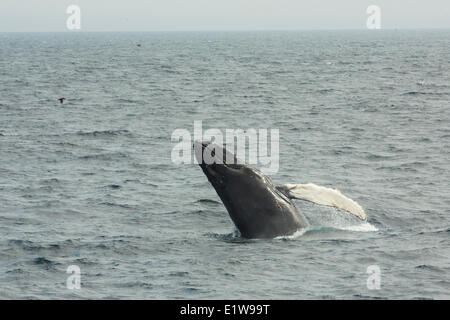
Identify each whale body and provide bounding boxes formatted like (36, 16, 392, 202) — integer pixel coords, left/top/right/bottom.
(194, 141, 366, 239)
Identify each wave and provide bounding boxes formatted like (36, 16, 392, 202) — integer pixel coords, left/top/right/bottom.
(275, 228, 308, 240)
(7, 239, 78, 252)
(0, 131, 19, 136)
(195, 199, 221, 205)
(76, 129, 132, 137)
(417, 228, 450, 236)
(402, 91, 450, 96)
(334, 222, 378, 232)
(100, 202, 136, 209)
(32, 257, 59, 270)
(365, 153, 395, 161)
(78, 152, 129, 160)
(415, 264, 443, 272)
(276, 222, 378, 240)
(205, 230, 248, 243)
(113, 98, 142, 104)
(207, 220, 377, 242)
(105, 184, 121, 189)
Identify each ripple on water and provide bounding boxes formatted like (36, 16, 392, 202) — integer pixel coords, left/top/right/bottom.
(1, 30, 449, 299)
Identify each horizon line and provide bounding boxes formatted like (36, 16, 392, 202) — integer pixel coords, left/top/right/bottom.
(1, 27, 450, 33)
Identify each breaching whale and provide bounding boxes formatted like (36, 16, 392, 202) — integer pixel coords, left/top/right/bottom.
(194, 141, 366, 239)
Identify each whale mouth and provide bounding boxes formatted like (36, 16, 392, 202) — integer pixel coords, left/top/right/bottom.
(193, 141, 212, 163)
(193, 141, 240, 167)
(193, 141, 243, 187)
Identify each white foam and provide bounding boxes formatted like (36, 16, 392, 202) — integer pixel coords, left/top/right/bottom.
(337, 222, 378, 232)
(275, 228, 308, 240)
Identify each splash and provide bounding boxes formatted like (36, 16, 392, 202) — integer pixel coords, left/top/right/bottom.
(334, 222, 378, 232)
(275, 228, 308, 240)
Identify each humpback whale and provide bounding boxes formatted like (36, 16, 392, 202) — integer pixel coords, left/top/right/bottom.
(194, 141, 366, 239)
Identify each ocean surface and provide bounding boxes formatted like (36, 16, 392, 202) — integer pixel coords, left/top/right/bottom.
(0, 30, 449, 299)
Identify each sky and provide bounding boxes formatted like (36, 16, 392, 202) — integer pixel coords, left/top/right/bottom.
(0, 0, 449, 32)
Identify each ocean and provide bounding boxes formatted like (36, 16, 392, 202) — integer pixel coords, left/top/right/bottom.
(0, 30, 449, 299)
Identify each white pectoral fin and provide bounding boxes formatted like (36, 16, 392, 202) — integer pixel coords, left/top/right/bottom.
(280, 183, 367, 220)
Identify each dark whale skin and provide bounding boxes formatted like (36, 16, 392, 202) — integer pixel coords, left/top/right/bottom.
(194, 141, 308, 239)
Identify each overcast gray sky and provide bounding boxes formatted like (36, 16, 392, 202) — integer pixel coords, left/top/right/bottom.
(1, 0, 449, 32)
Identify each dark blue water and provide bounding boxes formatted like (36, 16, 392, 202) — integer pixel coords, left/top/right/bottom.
(0, 31, 449, 299)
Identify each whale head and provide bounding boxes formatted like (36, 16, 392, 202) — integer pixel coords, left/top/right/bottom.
(194, 141, 260, 190)
(194, 141, 307, 238)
